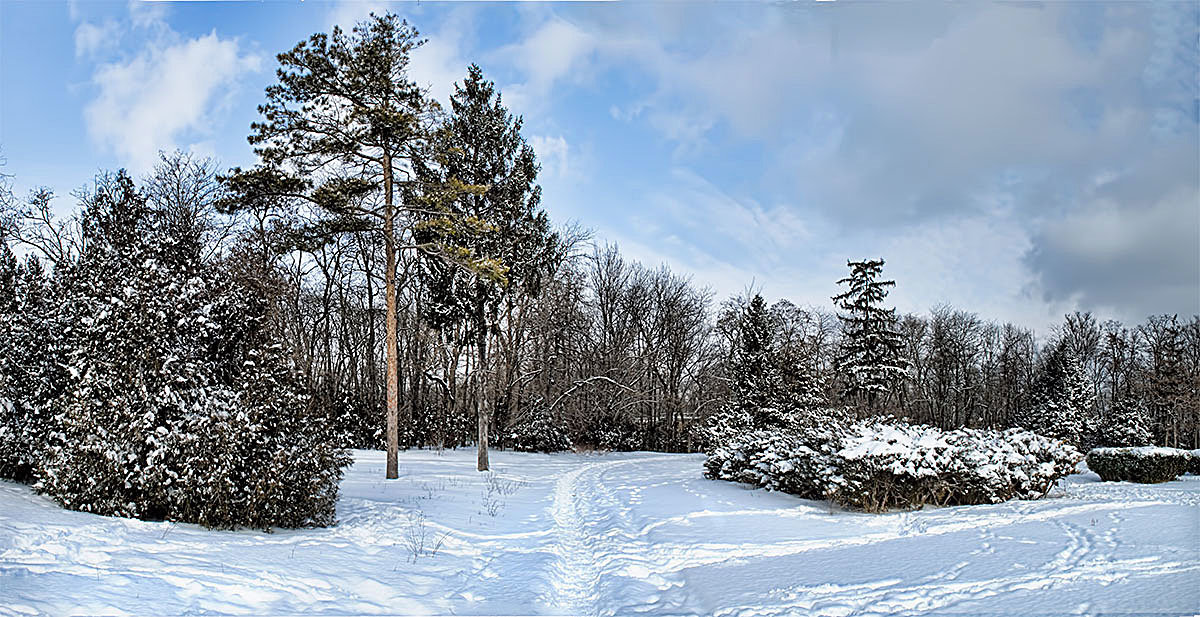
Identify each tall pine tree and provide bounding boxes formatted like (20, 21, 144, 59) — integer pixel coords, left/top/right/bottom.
(415, 64, 555, 471)
(224, 14, 444, 479)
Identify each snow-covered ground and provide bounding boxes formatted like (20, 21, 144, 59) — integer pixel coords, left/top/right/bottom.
(2, 449, 1197, 616)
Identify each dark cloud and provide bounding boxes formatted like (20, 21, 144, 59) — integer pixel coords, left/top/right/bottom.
(1025, 145, 1200, 320)
(621, 3, 1198, 321)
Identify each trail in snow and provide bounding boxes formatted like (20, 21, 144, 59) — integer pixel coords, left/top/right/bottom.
(1, 449, 1197, 617)
(544, 462, 604, 615)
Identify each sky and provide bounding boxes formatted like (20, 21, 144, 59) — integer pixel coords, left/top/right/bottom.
(1, 0, 1197, 333)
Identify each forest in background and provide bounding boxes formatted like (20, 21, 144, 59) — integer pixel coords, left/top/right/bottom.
(0, 14, 1197, 529)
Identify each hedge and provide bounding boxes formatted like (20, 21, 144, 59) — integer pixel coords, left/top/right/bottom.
(1086, 447, 1191, 484)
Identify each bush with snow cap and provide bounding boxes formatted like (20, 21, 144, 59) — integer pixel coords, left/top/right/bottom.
(1086, 447, 1190, 484)
(830, 422, 1081, 511)
(705, 419, 1081, 512)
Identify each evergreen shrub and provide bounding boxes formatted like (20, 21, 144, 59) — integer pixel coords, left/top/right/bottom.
(1086, 447, 1190, 484)
(706, 419, 1081, 512)
(508, 402, 573, 453)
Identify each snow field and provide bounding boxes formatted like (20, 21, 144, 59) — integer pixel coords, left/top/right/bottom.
(1, 449, 1198, 616)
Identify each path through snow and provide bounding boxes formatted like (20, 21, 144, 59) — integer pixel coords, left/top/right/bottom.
(1, 449, 1197, 616)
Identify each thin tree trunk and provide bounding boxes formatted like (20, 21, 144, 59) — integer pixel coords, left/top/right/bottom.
(477, 300, 490, 471)
(384, 151, 399, 480)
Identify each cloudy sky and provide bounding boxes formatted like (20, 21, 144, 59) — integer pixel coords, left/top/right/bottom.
(1, 1, 1196, 331)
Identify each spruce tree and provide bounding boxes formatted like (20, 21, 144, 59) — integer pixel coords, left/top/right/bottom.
(1096, 396, 1152, 447)
(414, 64, 555, 471)
(730, 294, 786, 425)
(833, 259, 908, 412)
(1016, 339, 1094, 447)
(705, 294, 836, 450)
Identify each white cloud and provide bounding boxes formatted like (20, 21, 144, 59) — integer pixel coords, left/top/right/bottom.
(496, 17, 598, 115)
(530, 135, 569, 179)
(408, 10, 474, 109)
(580, 167, 820, 306)
(84, 30, 261, 174)
(654, 168, 812, 262)
(74, 18, 121, 58)
(523, 4, 1196, 324)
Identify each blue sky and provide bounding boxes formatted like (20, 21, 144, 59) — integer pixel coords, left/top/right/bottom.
(1, 1, 1197, 332)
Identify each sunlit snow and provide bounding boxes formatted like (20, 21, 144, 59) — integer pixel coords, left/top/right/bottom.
(2, 449, 1197, 616)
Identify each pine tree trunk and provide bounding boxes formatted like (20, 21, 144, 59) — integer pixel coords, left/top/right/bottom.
(384, 152, 399, 480)
(477, 301, 490, 471)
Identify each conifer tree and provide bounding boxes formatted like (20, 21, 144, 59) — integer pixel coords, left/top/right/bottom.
(415, 64, 555, 471)
(31, 170, 346, 528)
(1016, 339, 1094, 447)
(224, 14, 443, 479)
(705, 294, 835, 449)
(1096, 396, 1152, 447)
(833, 259, 908, 411)
(729, 294, 785, 425)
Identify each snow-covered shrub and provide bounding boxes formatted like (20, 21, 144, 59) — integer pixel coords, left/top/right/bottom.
(30, 173, 349, 529)
(1189, 450, 1200, 476)
(0, 250, 63, 483)
(703, 428, 838, 499)
(1086, 447, 1190, 484)
(831, 422, 1081, 511)
(508, 402, 572, 453)
(705, 419, 1081, 512)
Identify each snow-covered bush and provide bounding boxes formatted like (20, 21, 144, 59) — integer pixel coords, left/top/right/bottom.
(1189, 450, 1200, 476)
(703, 428, 837, 499)
(0, 249, 63, 484)
(832, 422, 1081, 511)
(29, 173, 349, 529)
(705, 419, 1081, 512)
(1086, 447, 1190, 484)
(508, 403, 572, 453)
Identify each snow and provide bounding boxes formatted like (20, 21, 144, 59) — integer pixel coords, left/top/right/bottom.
(1090, 446, 1189, 457)
(2, 449, 1198, 616)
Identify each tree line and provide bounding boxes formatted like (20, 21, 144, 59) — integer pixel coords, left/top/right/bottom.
(1, 13, 1196, 518)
